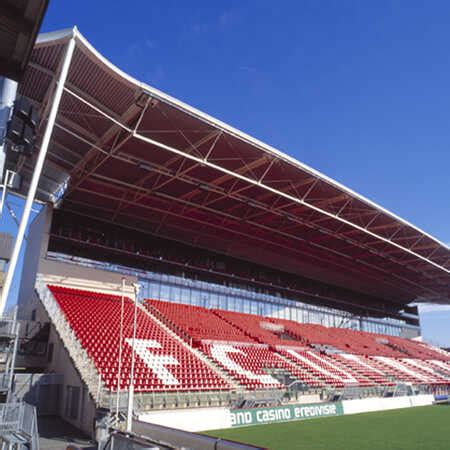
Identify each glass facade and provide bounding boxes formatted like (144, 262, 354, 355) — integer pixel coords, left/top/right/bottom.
(139, 272, 413, 337)
(48, 252, 418, 337)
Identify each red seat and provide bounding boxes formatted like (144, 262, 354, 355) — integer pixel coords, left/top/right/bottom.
(49, 285, 230, 393)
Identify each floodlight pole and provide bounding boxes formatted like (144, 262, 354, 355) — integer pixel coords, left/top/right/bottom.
(0, 32, 77, 318)
(126, 282, 141, 432)
(116, 277, 126, 418)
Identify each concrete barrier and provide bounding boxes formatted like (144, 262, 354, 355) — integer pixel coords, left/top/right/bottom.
(342, 394, 433, 415)
(138, 394, 436, 432)
(139, 407, 232, 432)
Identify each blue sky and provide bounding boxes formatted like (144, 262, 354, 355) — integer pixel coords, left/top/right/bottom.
(2, 1, 449, 344)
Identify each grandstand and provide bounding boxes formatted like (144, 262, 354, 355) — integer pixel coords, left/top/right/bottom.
(30, 283, 450, 401)
(0, 26, 448, 448)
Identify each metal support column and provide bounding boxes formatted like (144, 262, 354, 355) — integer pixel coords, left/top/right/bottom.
(0, 77, 18, 217)
(0, 32, 77, 317)
(6, 320, 20, 403)
(116, 277, 126, 417)
(126, 283, 140, 432)
(0, 77, 18, 184)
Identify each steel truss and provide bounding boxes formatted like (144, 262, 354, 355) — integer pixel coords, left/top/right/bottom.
(15, 28, 450, 307)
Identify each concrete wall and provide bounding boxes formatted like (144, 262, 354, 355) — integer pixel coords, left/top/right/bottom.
(19, 252, 137, 322)
(341, 394, 434, 415)
(0, 232, 12, 260)
(24, 299, 97, 436)
(45, 313, 96, 436)
(139, 394, 435, 432)
(17, 204, 52, 319)
(139, 407, 232, 432)
(38, 258, 137, 298)
(14, 373, 62, 415)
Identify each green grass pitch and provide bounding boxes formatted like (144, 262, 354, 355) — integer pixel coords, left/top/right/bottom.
(207, 405, 449, 450)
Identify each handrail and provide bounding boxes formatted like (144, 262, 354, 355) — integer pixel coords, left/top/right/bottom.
(0, 402, 39, 449)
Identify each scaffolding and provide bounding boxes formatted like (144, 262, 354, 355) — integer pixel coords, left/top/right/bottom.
(0, 402, 39, 449)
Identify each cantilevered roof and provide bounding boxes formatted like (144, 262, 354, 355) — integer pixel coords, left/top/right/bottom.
(0, 0, 48, 81)
(18, 28, 449, 306)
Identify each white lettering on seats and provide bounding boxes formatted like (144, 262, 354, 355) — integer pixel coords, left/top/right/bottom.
(306, 351, 358, 383)
(341, 354, 386, 375)
(429, 360, 450, 374)
(374, 357, 429, 382)
(210, 344, 280, 385)
(402, 358, 449, 379)
(125, 338, 180, 385)
(286, 349, 357, 384)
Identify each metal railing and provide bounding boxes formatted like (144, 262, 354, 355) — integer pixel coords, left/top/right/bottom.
(323, 382, 436, 402)
(103, 428, 265, 450)
(0, 319, 19, 339)
(0, 402, 39, 449)
(0, 316, 20, 399)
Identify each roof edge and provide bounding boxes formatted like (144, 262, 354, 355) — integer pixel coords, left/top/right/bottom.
(36, 27, 75, 46)
(36, 27, 450, 253)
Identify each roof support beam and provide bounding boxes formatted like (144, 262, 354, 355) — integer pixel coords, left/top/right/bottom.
(52, 114, 446, 298)
(76, 173, 440, 298)
(133, 130, 450, 274)
(39, 49, 448, 277)
(131, 130, 221, 202)
(58, 120, 448, 296)
(28, 61, 123, 122)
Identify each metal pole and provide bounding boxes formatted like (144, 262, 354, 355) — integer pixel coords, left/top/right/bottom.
(0, 77, 17, 219)
(0, 33, 77, 317)
(0, 77, 18, 184)
(126, 283, 140, 432)
(116, 277, 126, 417)
(6, 319, 20, 403)
(0, 180, 7, 218)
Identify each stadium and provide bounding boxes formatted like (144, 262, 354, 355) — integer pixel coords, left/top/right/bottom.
(0, 4, 449, 450)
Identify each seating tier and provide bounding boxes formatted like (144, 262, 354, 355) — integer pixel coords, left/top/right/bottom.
(212, 309, 298, 346)
(48, 287, 450, 394)
(49, 286, 230, 392)
(201, 343, 322, 390)
(145, 299, 254, 344)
